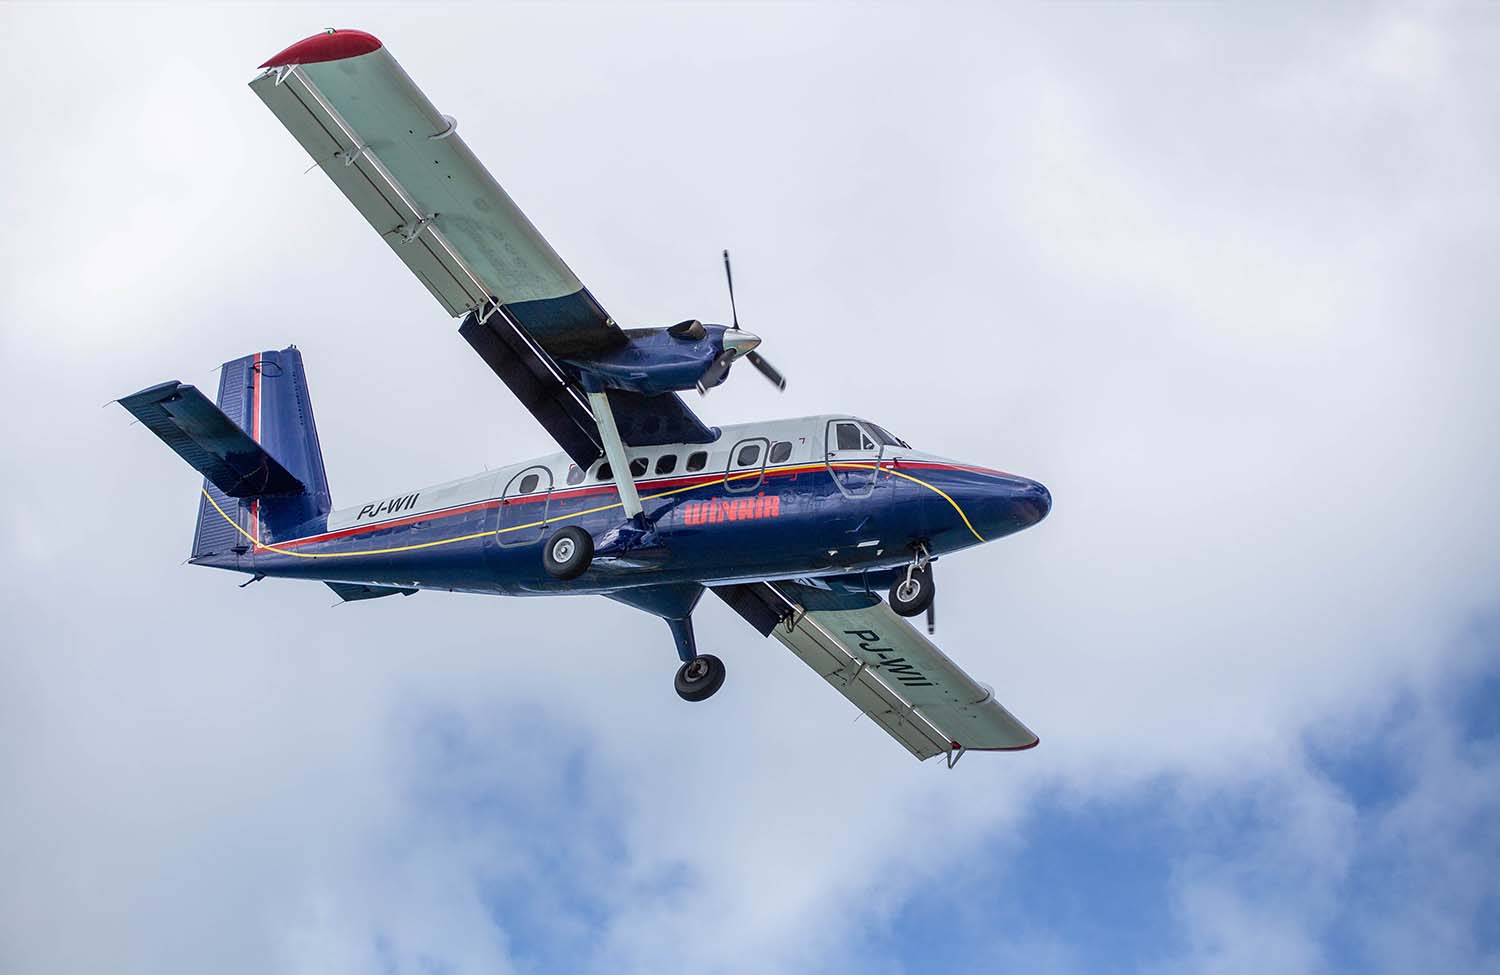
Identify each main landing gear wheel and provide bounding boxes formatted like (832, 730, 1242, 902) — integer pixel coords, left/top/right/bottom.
(889, 565, 935, 617)
(543, 526, 593, 580)
(675, 653, 726, 702)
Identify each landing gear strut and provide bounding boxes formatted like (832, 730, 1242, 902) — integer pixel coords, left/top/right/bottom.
(667, 615, 725, 702)
(889, 543, 935, 618)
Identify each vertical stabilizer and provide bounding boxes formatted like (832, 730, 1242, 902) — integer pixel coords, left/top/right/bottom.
(191, 347, 331, 560)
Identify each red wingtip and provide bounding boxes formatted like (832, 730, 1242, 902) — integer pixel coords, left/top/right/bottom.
(259, 28, 382, 69)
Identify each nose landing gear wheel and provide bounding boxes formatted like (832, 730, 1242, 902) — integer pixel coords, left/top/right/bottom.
(889, 565, 935, 617)
(543, 526, 594, 580)
(675, 653, 726, 702)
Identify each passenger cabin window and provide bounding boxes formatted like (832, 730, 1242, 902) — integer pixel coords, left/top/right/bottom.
(655, 454, 678, 475)
(735, 443, 762, 468)
(566, 464, 585, 486)
(769, 441, 792, 464)
(596, 463, 612, 481)
(630, 458, 649, 477)
(518, 473, 540, 495)
(834, 422, 874, 451)
(686, 451, 708, 472)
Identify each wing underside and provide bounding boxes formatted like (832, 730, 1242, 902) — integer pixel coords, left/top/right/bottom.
(249, 46, 620, 357)
(250, 33, 715, 464)
(715, 582, 1039, 762)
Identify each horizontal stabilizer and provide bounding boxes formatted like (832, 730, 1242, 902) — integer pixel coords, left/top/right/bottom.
(326, 582, 417, 602)
(119, 381, 306, 498)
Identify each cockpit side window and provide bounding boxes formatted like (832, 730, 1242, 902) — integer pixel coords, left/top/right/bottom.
(834, 422, 864, 451)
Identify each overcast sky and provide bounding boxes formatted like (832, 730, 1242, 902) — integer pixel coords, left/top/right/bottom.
(2, 3, 1497, 973)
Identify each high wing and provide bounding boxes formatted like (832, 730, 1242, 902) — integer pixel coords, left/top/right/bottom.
(249, 30, 712, 466)
(715, 582, 1039, 763)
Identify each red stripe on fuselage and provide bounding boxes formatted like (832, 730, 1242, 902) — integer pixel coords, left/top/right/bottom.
(267, 465, 809, 550)
(250, 353, 262, 547)
(897, 460, 1018, 479)
(265, 459, 989, 552)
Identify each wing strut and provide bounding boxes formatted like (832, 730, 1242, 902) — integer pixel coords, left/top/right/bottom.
(585, 389, 643, 520)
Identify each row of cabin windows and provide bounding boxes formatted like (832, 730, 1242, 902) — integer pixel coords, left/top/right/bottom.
(550, 440, 796, 490)
(510, 425, 901, 497)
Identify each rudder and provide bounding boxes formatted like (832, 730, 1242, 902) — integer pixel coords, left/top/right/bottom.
(192, 348, 331, 559)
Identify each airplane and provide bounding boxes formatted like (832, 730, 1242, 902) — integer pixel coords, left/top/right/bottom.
(118, 28, 1052, 767)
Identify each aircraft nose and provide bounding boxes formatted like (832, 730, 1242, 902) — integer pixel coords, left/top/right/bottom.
(966, 474, 1051, 537)
(1014, 478, 1052, 528)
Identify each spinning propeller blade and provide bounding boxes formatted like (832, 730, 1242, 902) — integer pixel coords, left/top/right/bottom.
(696, 349, 736, 395)
(744, 350, 786, 391)
(716, 249, 786, 392)
(723, 249, 740, 331)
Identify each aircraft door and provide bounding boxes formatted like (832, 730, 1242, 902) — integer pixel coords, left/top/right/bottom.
(497, 465, 553, 547)
(825, 420, 882, 498)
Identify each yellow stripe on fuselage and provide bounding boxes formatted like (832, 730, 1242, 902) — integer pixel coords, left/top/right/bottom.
(200, 461, 985, 560)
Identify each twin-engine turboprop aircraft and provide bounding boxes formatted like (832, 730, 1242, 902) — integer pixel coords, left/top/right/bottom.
(119, 29, 1052, 765)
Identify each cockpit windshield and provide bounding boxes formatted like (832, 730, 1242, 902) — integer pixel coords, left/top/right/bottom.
(866, 422, 910, 449)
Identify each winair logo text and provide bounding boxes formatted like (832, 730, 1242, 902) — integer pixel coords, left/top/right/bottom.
(845, 628, 936, 687)
(681, 494, 780, 526)
(357, 493, 421, 521)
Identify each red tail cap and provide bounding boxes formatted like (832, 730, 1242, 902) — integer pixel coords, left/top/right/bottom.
(259, 29, 382, 69)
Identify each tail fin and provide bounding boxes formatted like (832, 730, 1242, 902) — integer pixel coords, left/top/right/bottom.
(120, 347, 332, 561)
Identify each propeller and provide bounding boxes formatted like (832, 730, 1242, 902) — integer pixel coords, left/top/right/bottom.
(697, 349, 736, 392)
(721, 249, 787, 392)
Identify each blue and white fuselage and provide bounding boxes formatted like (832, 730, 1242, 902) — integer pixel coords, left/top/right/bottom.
(195, 414, 1051, 596)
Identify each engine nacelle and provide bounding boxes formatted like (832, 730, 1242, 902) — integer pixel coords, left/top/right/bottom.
(562, 322, 758, 396)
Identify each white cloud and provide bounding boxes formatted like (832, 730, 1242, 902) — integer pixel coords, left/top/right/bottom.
(2, 4, 1497, 974)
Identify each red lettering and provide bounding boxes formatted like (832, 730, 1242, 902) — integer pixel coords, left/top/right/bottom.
(683, 494, 784, 526)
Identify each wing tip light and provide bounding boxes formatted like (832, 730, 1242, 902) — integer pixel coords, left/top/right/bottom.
(259, 28, 382, 69)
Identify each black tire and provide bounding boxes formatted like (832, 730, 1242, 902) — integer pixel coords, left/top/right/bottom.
(543, 526, 594, 580)
(888, 566, 935, 617)
(675, 653, 726, 702)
